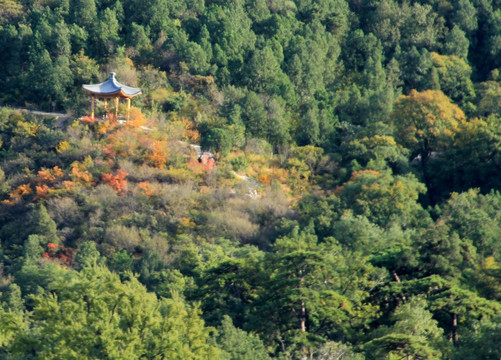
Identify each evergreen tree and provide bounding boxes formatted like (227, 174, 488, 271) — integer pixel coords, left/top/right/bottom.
(22, 235, 44, 266)
(365, 297, 446, 359)
(9, 266, 220, 359)
(214, 315, 271, 360)
(69, 0, 97, 29)
(444, 26, 470, 60)
(74, 241, 101, 269)
(455, 314, 501, 359)
(30, 204, 59, 245)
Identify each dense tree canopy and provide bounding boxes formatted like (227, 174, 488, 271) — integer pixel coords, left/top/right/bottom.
(2, 0, 501, 358)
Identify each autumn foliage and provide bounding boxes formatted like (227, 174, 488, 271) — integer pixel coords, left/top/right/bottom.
(42, 243, 73, 264)
(102, 169, 128, 194)
(34, 184, 51, 200)
(97, 118, 119, 134)
(145, 140, 168, 168)
(181, 117, 200, 142)
(126, 108, 147, 129)
(137, 181, 155, 197)
(81, 115, 97, 125)
(3, 184, 32, 205)
(71, 161, 93, 185)
(392, 90, 466, 156)
(37, 166, 64, 183)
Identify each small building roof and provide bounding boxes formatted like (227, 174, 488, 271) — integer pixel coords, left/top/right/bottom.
(82, 72, 142, 98)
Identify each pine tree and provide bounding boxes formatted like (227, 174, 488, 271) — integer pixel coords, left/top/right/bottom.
(30, 204, 59, 245)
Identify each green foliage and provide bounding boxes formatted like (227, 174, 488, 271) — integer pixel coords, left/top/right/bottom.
(0, 306, 25, 352)
(454, 314, 501, 359)
(412, 222, 472, 279)
(444, 26, 470, 60)
(8, 266, 219, 359)
(4, 0, 501, 357)
(431, 52, 475, 109)
(190, 246, 266, 328)
(342, 135, 409, 172)
(74, 241, 101, 269)
(365, 297, 446, 359)
(108, 249, 134, 274)
(201, 127, 232, 158)
(229, 155, 250, 172)
(427, 116, 501, 199)
(337, 169, 426, 228)
(437, 189, 501, 259)
(30, 204, 59, 245)
(376, 275, 501, 343)
(214, 315, 271, 360)
(244, 47, 291, 97)
(2, 283, 23, 313)
(69, 0, 97, 29)
(22, 234, 44, 267)
(250, 230, 378, 355)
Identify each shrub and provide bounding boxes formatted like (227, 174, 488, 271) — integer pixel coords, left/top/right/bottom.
(230, 156, 250, 172)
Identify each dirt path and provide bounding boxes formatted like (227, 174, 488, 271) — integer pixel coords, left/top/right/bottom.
(4, 107, 73, 128)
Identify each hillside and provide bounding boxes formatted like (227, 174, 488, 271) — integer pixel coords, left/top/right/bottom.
(2, 0, 501, 359)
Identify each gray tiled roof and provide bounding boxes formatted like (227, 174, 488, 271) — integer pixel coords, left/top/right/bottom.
(82, 72, 142, 98)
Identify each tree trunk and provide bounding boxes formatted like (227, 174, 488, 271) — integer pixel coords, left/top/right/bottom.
(452, 313, 458, 345)
(392, 271, 406, 303)
(421, 150, 432, 201)
(300, 301, 306, 332)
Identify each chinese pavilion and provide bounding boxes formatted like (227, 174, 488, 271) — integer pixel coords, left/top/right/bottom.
(82, 72, 142, 121)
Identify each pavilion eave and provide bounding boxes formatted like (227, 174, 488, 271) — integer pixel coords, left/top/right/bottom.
(82, 88, 142, 99)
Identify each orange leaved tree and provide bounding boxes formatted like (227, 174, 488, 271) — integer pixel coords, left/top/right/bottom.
(102, 169, 128, 194)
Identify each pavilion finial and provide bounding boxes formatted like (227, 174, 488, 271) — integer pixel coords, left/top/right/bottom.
(110, 72, 116, 79)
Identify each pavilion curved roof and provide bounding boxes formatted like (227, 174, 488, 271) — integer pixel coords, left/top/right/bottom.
(82, 72, 142, 98)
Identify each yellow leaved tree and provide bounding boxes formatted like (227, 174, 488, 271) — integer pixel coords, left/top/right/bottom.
(392, 90, 466, 192)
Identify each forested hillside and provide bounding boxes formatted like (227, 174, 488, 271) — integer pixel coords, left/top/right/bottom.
(3, 0, 501, 358)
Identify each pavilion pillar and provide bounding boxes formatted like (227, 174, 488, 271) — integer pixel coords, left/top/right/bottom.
(127, 98, 131, 121)
(91, 96, 95, 119)
(114, 97, 119, 120)
(104, 99, 108, 113)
